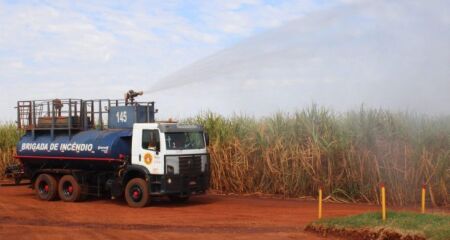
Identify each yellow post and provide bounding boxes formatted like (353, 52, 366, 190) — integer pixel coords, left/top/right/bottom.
(318, 187, 322, 219)
(421, 184, 426, 214)
(381, 183, 386, 221)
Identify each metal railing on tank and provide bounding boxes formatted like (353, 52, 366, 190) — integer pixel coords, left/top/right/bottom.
(16, 97, 155, 138)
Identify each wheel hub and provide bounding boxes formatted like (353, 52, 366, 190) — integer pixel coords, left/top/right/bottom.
(63, 181, 74, 197)
(130, 186, 142, 202)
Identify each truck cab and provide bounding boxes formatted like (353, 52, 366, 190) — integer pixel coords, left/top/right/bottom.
(126, 123, 209, 207)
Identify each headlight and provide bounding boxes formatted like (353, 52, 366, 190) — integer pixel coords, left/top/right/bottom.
(166, 156, 179, 174)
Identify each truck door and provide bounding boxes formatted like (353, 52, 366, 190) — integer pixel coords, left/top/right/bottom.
(132, 128, 164, 175)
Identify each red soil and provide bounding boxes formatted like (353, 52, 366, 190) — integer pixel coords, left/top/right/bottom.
(0, 181, 377, 240)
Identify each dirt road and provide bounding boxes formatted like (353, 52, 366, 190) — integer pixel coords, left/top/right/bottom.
(0, 181, 377, 240)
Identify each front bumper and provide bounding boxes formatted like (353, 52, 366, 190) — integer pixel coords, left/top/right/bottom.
(149, 154, 210, 196)
(149, 173, 209, 196)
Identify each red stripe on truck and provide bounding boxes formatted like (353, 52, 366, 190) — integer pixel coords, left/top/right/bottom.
(15, 155, 123, 162)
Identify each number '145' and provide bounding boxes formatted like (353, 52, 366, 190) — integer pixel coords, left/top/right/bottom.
(116, 111, 127, 123)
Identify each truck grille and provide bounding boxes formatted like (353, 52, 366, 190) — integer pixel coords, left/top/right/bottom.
(179, 156, 201, 175)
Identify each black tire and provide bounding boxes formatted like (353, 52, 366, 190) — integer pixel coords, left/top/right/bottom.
(58, 175, 82, 202)
(34, 174, 58, 201)
(125, 178, 149, 208)
(168, 195, 190, 203)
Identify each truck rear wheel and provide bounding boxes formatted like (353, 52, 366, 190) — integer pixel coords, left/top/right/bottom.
(34, 174, 58, 201)
(125, 178, 149, 208)
(58, 175, 82, 202)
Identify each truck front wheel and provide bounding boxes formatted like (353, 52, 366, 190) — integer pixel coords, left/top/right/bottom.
(125, 178, 149, 208)
(34, 174, 58, 201)
(58, 175, 82, 202)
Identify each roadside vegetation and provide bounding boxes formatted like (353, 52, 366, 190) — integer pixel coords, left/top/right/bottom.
(306, 212, 450, 240)
(0, 123, 21, 178)
(190, 106, 450, 206)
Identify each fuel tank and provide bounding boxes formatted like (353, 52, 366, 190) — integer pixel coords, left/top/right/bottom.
(16, 129, 132, 172)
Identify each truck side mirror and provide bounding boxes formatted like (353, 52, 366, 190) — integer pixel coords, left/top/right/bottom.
(205, 133, 210, 146)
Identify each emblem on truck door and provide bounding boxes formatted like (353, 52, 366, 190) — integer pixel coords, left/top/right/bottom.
(144, 153, 153, 165)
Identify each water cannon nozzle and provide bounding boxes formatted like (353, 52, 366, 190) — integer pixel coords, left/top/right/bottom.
(125, 90, 144, 105)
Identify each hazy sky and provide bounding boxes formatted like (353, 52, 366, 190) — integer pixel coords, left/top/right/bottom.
(1, 0, 449, 121)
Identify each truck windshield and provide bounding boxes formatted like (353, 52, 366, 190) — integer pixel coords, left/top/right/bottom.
(165, 132, 205, 150)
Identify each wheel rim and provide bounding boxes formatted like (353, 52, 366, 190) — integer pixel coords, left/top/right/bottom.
(129, 185, 143, 202)
(38, 181, 49, 196)
(62, 181, 74, 198)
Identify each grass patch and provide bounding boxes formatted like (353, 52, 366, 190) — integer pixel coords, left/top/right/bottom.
(308, 211, 450, 240)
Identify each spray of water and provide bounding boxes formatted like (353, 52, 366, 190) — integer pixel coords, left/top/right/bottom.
(148, 0, 450, 115)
